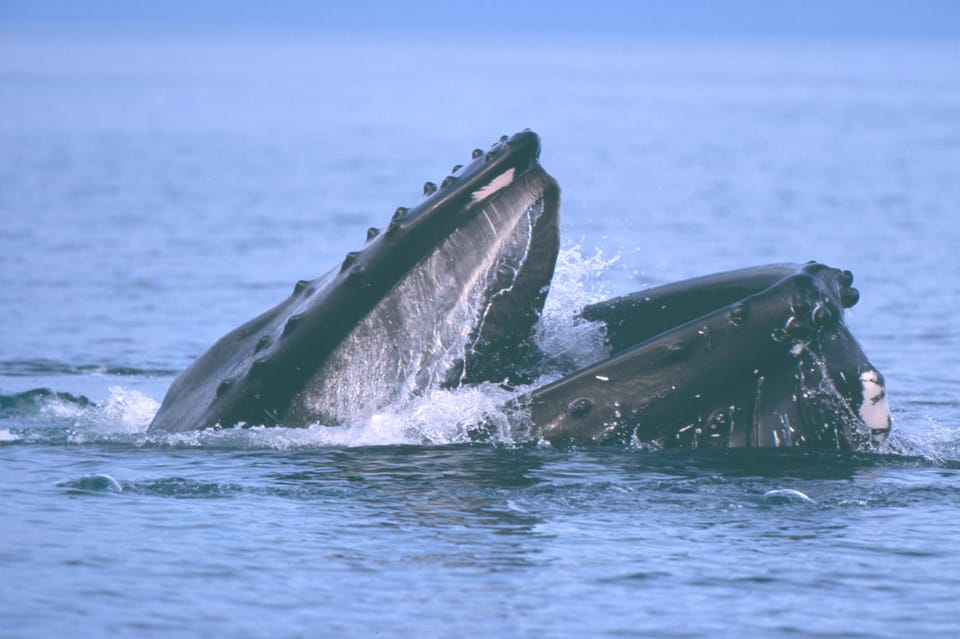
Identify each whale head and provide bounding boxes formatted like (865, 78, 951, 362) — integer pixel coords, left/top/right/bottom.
(149, 130, 560, 432)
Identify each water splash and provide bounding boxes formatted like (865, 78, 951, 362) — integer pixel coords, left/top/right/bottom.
(535, 244, 619, 375)
(64, 386, 159, 443)
(0, 386, 157, 444)
(889, 419, 960, 464)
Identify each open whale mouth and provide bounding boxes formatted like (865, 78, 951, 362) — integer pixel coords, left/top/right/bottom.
(148, 131, 560, 433)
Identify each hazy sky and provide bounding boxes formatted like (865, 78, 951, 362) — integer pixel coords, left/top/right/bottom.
(2, 0, 959, 39)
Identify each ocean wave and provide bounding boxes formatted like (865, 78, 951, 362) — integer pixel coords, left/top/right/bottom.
(0, 385, 158, 439)
(0, 358, 178, 378)
(0, 387, 94, 415)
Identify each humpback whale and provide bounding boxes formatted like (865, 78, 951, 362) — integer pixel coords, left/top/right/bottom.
(148, 130, 891, 450)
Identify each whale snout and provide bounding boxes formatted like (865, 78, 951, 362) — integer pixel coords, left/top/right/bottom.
(859, 369, 892, 445)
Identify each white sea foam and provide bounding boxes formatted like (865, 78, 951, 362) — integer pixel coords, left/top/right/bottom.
(888, 418, 960, 463)
(128, 383, 522, 450)
(99, 386, 160, 433)
(67, 386, 158, 443)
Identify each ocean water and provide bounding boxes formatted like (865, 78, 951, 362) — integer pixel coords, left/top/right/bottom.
(2, 33, 960, 638)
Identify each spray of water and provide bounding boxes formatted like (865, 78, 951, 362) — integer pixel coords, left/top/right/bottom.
(535, 245, 619, 376)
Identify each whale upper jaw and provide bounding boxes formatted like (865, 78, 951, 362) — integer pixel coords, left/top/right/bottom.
(148, 130, 560, 433)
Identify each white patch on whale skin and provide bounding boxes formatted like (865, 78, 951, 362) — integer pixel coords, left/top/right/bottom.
(471, 168, 515, 203)
(859, 370, 891, 433)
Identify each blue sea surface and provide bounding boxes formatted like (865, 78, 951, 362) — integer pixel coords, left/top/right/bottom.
(2, 33, 960, 638)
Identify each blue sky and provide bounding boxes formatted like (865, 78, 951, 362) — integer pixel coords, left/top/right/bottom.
(2, 0, 959, 39)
